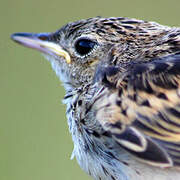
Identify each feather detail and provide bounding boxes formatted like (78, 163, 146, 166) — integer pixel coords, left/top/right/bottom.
(94, 54, 180, 167)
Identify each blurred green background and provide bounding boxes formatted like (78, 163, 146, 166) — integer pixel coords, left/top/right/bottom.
(1, 0, 180, 180)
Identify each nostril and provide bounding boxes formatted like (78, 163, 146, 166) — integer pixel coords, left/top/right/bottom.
(37, 33, 49, 41)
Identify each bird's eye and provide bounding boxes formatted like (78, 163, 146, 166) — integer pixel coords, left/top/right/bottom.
(75, 38, 96, 56)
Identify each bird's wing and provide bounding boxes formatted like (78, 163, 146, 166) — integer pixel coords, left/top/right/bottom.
(94, 54, 180, 168)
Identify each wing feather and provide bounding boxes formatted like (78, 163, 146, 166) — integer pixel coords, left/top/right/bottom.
(94, 54, 180, 167)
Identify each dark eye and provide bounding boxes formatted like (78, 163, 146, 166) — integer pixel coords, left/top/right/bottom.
(75, 38, 96, 56)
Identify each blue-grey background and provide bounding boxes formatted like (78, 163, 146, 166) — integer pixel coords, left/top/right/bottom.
(1, 0, 180, 179)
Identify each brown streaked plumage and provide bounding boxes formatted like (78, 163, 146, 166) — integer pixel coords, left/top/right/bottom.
(94, 54, 180, 167)
(11, 17, 180, 180)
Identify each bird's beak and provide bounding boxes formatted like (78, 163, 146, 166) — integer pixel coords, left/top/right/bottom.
(11, 32, 71, 64)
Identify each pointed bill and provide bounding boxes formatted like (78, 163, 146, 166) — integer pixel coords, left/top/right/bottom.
(11, 32, 71, 64)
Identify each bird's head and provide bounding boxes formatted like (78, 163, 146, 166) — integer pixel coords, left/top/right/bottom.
(11, 17, 170, 91)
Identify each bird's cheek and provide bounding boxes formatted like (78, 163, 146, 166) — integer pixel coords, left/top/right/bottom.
(88, 58, 100, 67)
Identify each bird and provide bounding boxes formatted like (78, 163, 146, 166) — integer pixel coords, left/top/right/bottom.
(11, 16, 180, 180)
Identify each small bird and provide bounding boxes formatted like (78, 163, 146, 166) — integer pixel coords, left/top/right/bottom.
(11, 17, 180, 180)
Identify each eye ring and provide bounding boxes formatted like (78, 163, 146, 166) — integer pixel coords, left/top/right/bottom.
(74, 38, 97, 57)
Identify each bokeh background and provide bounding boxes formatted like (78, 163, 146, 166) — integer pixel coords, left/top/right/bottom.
(1, 0, 180, 180)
